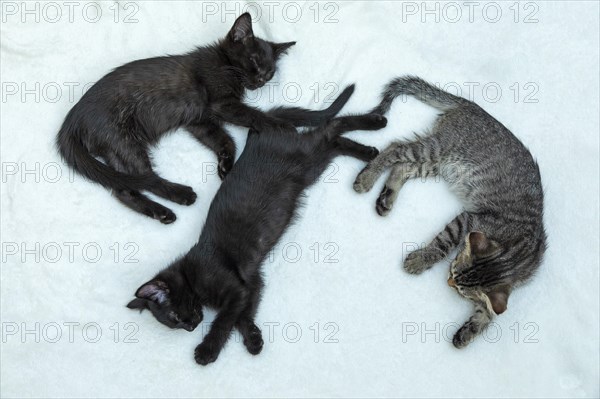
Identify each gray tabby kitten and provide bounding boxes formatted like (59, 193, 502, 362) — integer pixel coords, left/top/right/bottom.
(354, 76, 547, 348)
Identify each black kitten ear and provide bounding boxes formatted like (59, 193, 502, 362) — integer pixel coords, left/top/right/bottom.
(228, 13, 253, 42)
(272, 41, 296, 56)
(467, 231, 502, 258)
(135, 280, 169, 304)
(126, 298, 148, 311)
(486, 286, 510, 314)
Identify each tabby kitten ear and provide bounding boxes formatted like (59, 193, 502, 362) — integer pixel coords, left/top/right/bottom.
(272, 41, 296, 56)
(468, 231, 502, 258)
(486, 286, 511, 314)
(228, 13, 254, 42)
(135, 280, 170, 304)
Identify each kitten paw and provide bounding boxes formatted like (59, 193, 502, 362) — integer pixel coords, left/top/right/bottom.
(365, 146, 379, 161)
(153, 207, 177, 224)
(218, 154, 234, 180)
(369, 114, 388, 129)
(167, 184, 197, 206)
(194, 342, 219, 366)
(403, 249, 434, 275)
(353, 171, 375, 193)
(243, 326, 264, 355)
(452, 322, 478, 349)
(376, 186, 394, 216)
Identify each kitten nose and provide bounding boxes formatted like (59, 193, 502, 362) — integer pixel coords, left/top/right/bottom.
(447, 277, 456, 287)
(257, 77, 265, 85)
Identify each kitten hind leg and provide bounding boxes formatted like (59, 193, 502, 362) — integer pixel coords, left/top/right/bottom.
(113, 144, 197, 206)
(318, 114, 387, 140)
(114, 189, 177, 224)
(194, 292, 247, 365)
(105, 150, 177, 223)
(376, 162, 439, 216)
(333, 137, 379, 162)
(236, 281, 264, 355)
(404, 212, 471, 274)
(237, 318, 263, 355)
(375, 164, 415, 216)
(453, 304, 493, 348)
(147, 178, 197, 206)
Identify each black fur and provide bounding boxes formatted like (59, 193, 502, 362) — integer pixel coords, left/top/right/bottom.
(127, 99, 387, 365)
(56, 13, 348, 223)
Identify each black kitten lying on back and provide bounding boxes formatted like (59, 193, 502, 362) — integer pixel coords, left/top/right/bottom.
(57, 13, 346, 223)
(127, 87, 387, 365)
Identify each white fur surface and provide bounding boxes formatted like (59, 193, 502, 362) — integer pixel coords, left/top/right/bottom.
(1, 1, 598, 397)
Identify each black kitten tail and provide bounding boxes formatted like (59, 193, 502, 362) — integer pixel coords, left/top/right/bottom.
(56, 123, 160, 192)
(267, 84, 355, 127)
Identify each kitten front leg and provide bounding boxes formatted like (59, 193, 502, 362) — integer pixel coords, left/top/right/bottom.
(194, 294, 246, 365)
(210, 101, 292, 131)
(404, 212, 471, 274)
(353, 142, 403, 193)
(453, 303, 493, 348)
(187, 123, 236, 179)
(354, 137, 442, 194)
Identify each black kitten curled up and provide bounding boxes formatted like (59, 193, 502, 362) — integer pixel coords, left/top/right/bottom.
(56, 13, 348, 223)
(127, 86, 387, 365)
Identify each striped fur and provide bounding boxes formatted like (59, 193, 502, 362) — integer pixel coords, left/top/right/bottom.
(355, 76, 547, 348)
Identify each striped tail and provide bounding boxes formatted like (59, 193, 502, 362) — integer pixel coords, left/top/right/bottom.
(373, 75, 468, 114)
